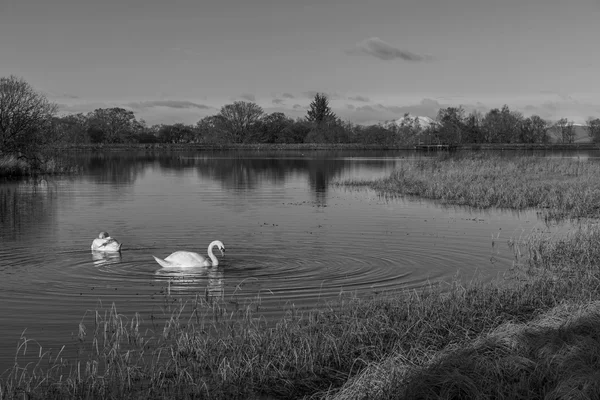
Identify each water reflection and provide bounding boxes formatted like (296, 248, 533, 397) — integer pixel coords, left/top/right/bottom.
(0, 180, 58, 241)
(154, 266, 225, 301)
(68, 150, 398, 203)
(83, 152, 151, 184)
(91, 250, 122, 266)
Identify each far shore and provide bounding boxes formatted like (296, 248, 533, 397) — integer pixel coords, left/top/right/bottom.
(50, 141, 600, 152)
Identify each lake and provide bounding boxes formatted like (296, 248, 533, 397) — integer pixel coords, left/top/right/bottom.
(0, 149, 578, 373)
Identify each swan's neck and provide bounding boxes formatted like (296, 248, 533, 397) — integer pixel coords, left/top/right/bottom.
(207, 242, 219, 266)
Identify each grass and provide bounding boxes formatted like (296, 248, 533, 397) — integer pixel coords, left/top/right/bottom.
(4, 223, 600, 399)
(0, 154, 80, 179)
(341, 153, 600, 221)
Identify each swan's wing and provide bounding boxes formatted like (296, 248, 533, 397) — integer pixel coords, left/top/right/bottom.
(99, 238, 118, 247)
(93, 238, 121, 252)
(164, 251, 207, 266)
(153, 256, 175, 268)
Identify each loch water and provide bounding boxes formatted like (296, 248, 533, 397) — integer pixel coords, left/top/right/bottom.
(0, 149, 582, 373)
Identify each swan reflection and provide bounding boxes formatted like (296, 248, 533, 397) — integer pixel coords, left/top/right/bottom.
(91, 250, 122, 266)
(154, 267, 224, 300)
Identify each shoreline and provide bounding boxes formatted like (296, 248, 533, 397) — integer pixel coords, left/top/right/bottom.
(50, 142, 600, 152)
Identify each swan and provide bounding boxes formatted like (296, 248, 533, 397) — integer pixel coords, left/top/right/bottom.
(153, 240, 225, 268)
(91, 232, 122, 252)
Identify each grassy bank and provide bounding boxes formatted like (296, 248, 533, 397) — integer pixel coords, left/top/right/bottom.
(3, 225, 600, 399)
(0, 155, 80, 179)
(342, 153, 600, 220)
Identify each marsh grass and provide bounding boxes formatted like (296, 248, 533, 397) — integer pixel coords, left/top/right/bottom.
(4, 223, 600, 398)
(0, 154, 80, 179)
(341, 153, 600, 221)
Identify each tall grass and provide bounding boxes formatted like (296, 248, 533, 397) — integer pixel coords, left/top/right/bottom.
(4, 223, 600, 398)
(342, 153, 600, 220)
(324, 224, 600, 399)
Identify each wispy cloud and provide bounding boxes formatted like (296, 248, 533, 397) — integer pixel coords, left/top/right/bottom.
(282, 93, 295, 99)
(348, 95, 370, 102)
(272, 98, 284, 105)
(293, 104, 304, 109)
(349, 37, 432, 62)
(170, 47, 203, 57)
(240, 93, 256, 102)
(126, 100, 212, 110)
(46, 91, 80, 100)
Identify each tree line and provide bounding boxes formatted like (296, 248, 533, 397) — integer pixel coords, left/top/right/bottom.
(3, 76, 600, 163)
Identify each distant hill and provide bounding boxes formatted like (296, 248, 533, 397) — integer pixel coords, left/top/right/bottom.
(383, 115, 436, 128)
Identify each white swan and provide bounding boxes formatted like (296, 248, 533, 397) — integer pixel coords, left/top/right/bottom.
(153, 240, 225, 268)
(91, 232, 122, 252)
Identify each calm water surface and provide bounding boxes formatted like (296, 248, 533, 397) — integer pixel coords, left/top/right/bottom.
(0, 149, 579, 372)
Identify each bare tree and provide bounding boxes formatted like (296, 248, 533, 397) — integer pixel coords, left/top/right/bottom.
(0, 75, 58, 161)
(218, 101, 264, 143)
(436, 106, 466, 144)
(586, 117, 600, 143)
(519, 115, 549, 143)
(554, 118, 575, 144)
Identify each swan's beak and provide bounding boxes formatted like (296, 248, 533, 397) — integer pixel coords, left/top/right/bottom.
(220, 248, 225, 256)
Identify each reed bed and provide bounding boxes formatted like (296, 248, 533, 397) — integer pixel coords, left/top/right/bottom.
(342, 153, 600, 220)
(0, 155, 80, 178)
(3, 223, 600, 398)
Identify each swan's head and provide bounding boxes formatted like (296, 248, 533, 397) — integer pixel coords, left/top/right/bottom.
(99, 231, 110, 239)
(215, 241, 225, 256)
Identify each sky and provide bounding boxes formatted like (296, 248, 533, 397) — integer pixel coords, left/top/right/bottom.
(2, 0, 600, 125)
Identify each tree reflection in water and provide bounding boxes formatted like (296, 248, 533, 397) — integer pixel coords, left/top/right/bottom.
(0, 179, 58, 241)
(1, 150, 394, 241)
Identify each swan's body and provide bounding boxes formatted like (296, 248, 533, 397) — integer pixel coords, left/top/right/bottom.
(153, 240, 225, 268)
(91, 232, 122, 252)
(91, 250, 122, 266)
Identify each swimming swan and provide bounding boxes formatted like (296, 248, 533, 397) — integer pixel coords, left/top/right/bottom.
(91, 232, 122, 252)
(153, 240, 225, 268)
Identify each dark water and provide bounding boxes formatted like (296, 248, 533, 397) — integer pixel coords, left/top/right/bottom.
(0, 149, 581, 373)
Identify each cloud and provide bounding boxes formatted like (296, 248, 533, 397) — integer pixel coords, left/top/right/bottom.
(356, 105, 376, 112)
(46, 91, 80, 100)
(170, 47, 203, 57)
(348, 95, 370, 102)
(349, 37, 432, 62)
(293, 104, 304, 109)
(126, 100, 212, 110)
(57, 102, 111, 114)
(240, 93, 256, 102)
(346, 104, 355, 110)
(282, 93, 295, 99)
(272, 98, 284, 105)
